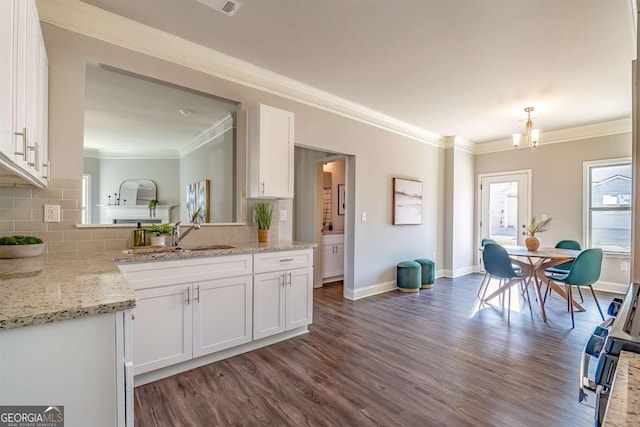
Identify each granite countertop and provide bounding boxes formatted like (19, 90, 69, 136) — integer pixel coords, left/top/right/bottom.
(115, 240, 317, 263)
(604, 350, 640, 426)
(0, 251, 136, 330)
(1, 241, 316, 331)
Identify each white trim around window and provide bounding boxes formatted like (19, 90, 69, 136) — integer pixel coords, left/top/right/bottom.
(583, 157, 632, 255)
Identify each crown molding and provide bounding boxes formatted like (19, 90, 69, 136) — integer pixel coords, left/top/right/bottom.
(179, 115, 233, 158)
(83, 149, 179, 159)
(474, 118, 632, 155)
(36, 0, 445, 148)
(441, 136, 475, 154)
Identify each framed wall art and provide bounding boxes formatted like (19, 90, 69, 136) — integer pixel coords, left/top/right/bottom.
(392, 177, 423, 225)
(338, 184, 346, 215)
(186, 179, 210, 223)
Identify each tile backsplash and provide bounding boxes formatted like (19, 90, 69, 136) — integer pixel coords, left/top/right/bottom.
(0, 178, 279, 253)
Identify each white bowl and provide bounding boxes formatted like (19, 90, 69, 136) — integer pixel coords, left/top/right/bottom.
(0, 243, 45, 259)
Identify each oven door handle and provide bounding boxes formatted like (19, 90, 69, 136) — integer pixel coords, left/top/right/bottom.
(579, 334, 605, 404)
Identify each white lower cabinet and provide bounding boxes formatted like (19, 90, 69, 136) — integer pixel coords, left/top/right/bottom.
(132, 276, 253, 375)
(253, 267, 313, 340)
(193, 276, 253, 357)
(119, 249, 313, 381)
(133, 284, 192, 375)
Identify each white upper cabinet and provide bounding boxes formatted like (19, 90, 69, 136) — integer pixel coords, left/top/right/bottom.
(0, 0, 48, 187)
(248, 104, 295, 199)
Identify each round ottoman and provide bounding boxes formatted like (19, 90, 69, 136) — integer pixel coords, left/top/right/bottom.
(397, 261, 421, 293)
(414, 258, 435, 289)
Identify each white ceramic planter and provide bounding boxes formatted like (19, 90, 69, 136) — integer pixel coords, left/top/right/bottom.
(150, 235, 166, 247)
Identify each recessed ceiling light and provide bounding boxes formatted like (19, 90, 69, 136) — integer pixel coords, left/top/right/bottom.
(179, 109, 192, 116)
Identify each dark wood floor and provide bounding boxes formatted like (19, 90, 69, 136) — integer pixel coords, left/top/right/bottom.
(134, 274, 610, 426)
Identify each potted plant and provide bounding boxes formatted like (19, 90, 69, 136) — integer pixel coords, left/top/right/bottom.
(148, 199, 159, 218)
(252, 202, 273, 243)
(0, 235, 45, 258)
(525, 217, 552, 251)
(146, 223, 175, 247)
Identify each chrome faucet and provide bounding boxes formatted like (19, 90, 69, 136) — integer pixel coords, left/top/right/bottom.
(173, 220, 201, 249)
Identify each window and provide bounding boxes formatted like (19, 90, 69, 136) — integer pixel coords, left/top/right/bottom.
(585, 159, 632, 254)
(82, 174, 91, 225)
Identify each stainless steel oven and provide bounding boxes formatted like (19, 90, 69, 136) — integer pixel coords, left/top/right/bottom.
(579, 282, 640, 426)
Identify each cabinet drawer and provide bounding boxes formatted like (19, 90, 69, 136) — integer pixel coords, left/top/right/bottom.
(254, 249, 313, 274)
(322, 234, 344, 246)
(119, 254, 253, 290)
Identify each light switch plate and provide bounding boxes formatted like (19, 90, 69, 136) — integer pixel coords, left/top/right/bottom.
(280, 210, 288, 221)
(361, 211, 367, 222)
(44, 205, 61, 223)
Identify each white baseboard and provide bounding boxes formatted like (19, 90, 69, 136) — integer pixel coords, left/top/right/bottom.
(134, 326, 309, 386)
(344, 280, 397, 300)
(442, 265, 476, 278)
(594, 281, 629, 295)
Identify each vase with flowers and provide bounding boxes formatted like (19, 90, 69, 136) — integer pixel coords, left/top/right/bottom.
(525, 217, 551, 251)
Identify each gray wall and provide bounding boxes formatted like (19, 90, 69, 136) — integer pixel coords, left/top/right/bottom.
(34, 23, 443, 292)
(476, 132, 632, 289)
(179, 130, 234, 223)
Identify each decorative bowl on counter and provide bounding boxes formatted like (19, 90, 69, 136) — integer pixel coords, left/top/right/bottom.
(0, 236, 45, 259)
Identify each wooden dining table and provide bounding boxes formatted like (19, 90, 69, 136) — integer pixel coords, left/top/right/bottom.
(481, 246, 583, 322)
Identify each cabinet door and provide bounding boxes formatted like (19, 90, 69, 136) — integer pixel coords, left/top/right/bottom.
(248, 104, 294, 198)
(334, 244, 344, 277)
(262, 106, 294, 198)
(0, 0, 17, 159)
(322, 244, 334, 278)
(253, 271, 286, 339)
(132, 284, 192, 375)
(286, 267, 313, 330)
(192, 275, 253, 358)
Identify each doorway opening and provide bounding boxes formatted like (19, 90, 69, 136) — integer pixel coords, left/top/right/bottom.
(293, 146, 353, 298)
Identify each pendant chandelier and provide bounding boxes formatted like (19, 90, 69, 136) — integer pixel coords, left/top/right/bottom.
(512, 107, 540, 151)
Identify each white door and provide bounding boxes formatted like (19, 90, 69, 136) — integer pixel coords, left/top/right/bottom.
(286, 267, 313, 330)
(262, 105, 294, 198)
(253, 271, 286, 339)
(334, 244, 344, 277)
(479, 171, 530, 247)
(132, 284, 192, 375)
(193, 276, 253, 357)
(0, 0, 16, 159)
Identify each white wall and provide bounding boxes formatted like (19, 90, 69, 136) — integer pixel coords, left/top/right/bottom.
(476, 133, 632, 292)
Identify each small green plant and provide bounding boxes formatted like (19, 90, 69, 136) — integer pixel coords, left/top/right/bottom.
(252, 202, 273, 230)
(146, 223, 175, 236)
(148, 199, 159, 209)
(527, 217, 552, 237)
(0, 235, 43, 245)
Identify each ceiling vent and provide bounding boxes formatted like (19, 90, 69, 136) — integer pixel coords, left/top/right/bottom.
(195, 0, 241, 16)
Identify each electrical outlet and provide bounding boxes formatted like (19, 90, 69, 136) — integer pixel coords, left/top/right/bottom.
(621, 261, 629, 271)
(44, 205, 61, 223)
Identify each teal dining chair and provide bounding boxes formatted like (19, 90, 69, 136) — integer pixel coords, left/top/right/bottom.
(544, 240, 583, 302)
(482, 244, 531, 322)
(477, 238, 498, 299)
(545, 248, 604, 328)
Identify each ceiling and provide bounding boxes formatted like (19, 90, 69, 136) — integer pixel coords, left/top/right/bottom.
(84, 62, 238, 157)
(81, 0, 636, 144)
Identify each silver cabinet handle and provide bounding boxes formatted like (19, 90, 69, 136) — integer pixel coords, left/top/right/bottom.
(186, 287, 190, 305)
(195, 285, 200, 303)
(41, 160, 50, 180)
(280, 258, 294, 262)
(280, 273, 285, 287)
(28, 142, 39, 169)
(261, 181, 265, 194)
(288, 272, 292, 286)
(14, 127, 27, 157)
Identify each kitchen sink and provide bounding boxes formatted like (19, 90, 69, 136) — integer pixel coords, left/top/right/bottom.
(174, 244, 235, 252)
